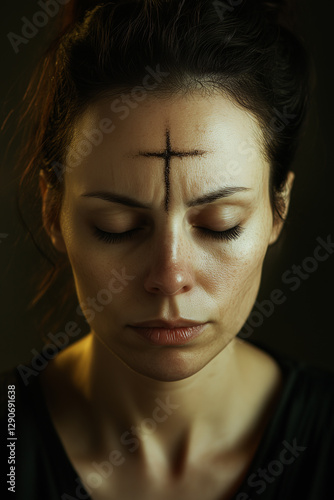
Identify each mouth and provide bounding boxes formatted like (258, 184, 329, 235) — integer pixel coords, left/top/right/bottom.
(129, 320, 208, 346)
(131, 318, 206, 329)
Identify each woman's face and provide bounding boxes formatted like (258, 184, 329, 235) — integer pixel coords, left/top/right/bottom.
(43, 92, 290, 381)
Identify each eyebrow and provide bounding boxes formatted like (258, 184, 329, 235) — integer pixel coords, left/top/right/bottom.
(80, 187, 251, 209)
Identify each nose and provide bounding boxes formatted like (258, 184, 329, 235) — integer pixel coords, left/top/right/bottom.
(143, 227, 196, 296)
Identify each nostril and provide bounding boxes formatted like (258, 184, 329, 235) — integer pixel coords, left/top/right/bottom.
(144, 263, 194, 296)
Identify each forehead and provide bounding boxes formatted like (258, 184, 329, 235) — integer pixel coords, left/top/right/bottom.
(72, 92, 263, 151)
(65, 92, 268, 198)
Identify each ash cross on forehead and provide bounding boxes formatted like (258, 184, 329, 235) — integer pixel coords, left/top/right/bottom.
(137, 129, 207, 211)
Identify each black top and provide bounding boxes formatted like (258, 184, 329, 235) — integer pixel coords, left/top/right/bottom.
(1, 340, 333, 500)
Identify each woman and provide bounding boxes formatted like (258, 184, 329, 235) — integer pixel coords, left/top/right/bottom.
(1, 0, 333, 499)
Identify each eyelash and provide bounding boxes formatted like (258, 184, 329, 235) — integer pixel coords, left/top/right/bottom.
(93, 225, 244, 244)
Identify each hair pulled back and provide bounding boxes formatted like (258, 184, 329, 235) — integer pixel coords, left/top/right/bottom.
(17, 0, 311, 327)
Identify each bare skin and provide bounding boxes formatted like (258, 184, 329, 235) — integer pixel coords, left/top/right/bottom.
(41, 335, 283, 500)
(39, 91, 293, 499)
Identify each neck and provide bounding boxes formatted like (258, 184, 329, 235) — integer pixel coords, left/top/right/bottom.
(71, 333, 259, 466)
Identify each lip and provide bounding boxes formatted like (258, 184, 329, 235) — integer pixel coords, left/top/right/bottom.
(132, 318, 205, 328)
(129, 319, 208, 346)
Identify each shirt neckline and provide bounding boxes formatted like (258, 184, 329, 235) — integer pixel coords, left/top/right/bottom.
(26, 339, 301, 499)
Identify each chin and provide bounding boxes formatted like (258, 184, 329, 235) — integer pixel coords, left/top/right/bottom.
(120, 345, 224, 382)
(94, 327, 235, 383)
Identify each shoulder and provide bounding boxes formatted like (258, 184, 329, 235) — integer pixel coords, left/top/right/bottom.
(239, 340, 334, 497)
(244, 338, 334, 392)
(287, 361, 334, 438)
(246, 339, 334, 438)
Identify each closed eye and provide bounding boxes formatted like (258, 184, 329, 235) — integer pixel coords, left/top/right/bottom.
(93, 225, 244, 244)
(197, 225, 244, 241)
(93, 227, 140, 244)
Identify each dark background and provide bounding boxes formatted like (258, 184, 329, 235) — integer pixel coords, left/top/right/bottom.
(0, 1, 333, 372)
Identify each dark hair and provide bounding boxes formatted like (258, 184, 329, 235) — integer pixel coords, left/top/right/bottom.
(16, 0, 311, 333)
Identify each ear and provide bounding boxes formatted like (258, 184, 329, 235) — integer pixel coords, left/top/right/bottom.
(39, 170, 67, 254)
(269, 170, 295, 245)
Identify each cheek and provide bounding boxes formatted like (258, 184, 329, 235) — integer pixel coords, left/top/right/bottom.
(204, 220, 271, 328)
(66, 249, 136, 328)
(60, 211, 128, 306)
(207, 239, 266, 296)
(67, 246, 129, 308)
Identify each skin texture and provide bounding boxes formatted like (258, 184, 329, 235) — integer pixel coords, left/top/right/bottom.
(39, 92, 294, 498)
(137, 128, 207, 211)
